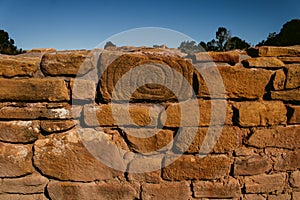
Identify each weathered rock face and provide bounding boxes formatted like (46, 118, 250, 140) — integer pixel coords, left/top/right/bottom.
(47, 181, 138, 200)
(0, 143, 34, 177)
(247, 126, 300, 149)
(41, 50, 95, 76)
(162, 155, 231, 180)
(243, 57, 285, 68)
(234, 101, 287, 127)
(195, 66, 272, 99)
(33, 130, 123, 181)
(0, 78, 70, 102)
(98, 53, 194, 102)
(0, 46, 299, 199)
(141, 181, 191, 200)
(193, 178, 241, 198)
(0, 121, 40, 143)
(0, 54, 40, 77)
(247, 46, 300, 57)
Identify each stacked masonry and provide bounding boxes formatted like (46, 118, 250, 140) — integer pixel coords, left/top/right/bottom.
(0, 46, 299, 200)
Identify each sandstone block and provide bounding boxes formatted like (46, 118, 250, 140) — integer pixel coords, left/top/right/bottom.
(273, 69, 286, 90)
(98, 53, 194, 102)
(41, 50, 95, 76)
(268, 194, 291, 200)
(40, 120, 75, 133)
(125, 129, 173, 153)
(193, 178, 241, 198)
(247, 46, 300, 57)
(247, 126, 300, 149)
(0, 194, 47, 200)
(195, 66, 272, 99)
(0, 54, 40, 77)
(0, 121, 40, 143)
(83, 103, 162, 127)
(245, 173, 286, 193)
(190, 51, 242, 64)
(33, 130, 123, 181)
(243, 194, 266, 200)
(274, 150, 300, 171)
(271, 88, 300, 101)
(162, 155, 231, 180)
(47, 181, 137, 200)
(0, 78, 70, 102)
(293, 192, 300, 200)
(70, 79, 96, 101)
(141, 181, 191, 200)
(0, 143, 34, 177)
(278, 56, 300, 63)
(128, 156, 162, 183)
(0, 104, 72, 119)
(162, 99, 231, 127)
(288, 105, 300, 124)
(243, 57, 285, 68)
(234, 155, 272, 176)
(174, 126, 242, 154)
(290, 171, 300, 188)
(0, 172, 48, 194)
(286, 64, 300, 89)
(234, 101, 287, 127)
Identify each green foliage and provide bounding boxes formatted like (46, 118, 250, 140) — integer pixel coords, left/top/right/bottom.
(257, 19, 300, 46)
(0, 29, 24, 55)
(178, 27, 250, 52)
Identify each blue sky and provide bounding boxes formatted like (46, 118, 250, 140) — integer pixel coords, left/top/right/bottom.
(1, 0, 299, 50)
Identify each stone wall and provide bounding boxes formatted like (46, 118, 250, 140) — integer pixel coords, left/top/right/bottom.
(0, 46, 300, 200)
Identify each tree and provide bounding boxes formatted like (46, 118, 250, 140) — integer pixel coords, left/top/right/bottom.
(104, 41, 116, 49)
(257, 19, 300, 46)
(178, 40, 203, 53)
(226, 36, 250, 50)
(0, 29, 24, 55)
(215, 27, 231, 51)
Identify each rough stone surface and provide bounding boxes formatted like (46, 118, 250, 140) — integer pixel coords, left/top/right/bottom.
(0, 172, 49, 194)
(70, 79, 96, 100)
(190, 51, 242, 64)
(41, 50, 95, 76)
(293, 192, 300, 200)
(268, 194, 291, 200)
(125, 129, 173, 153)
(234, 155, 272, 176)
(40, 120, 75, 133)
(289, 105, 300, 124)
(47, 181, 137, 200)
(273, 69, 286, 90)
(33, 130, 123, 181)
(274, 150, 300, 171)
(243, 194, 266, 200)
(0, 121, 40, 143)
(193, 178, 241, 198)
(98, 53, 194, 102)
(0, 104, 72, 120)
(271, 88, 300, 101)
(195, 66, 272, 99)
(174, 126, 242, 154)
(0, 78, 70, 102)
(286, 64, 300, 89)
(142, 181, 190, 200)
(248, 126, 300, 149)
(235, 101, 287, 127)
(163, 155, 231, 180)
(162, 99, 232, 127)
(128, 156, 162, 183)
(0, 143, 34, 177)
(0, 54, 40, 78)
(247, 46, 300, 57)
(84, 103, 162, 127)
(0, 194, 47, 200)
(243, 57, 285, 68)
(279, 56, 300, 63)
(290, 171, 300, 188)
(244, 173, 286, 193)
